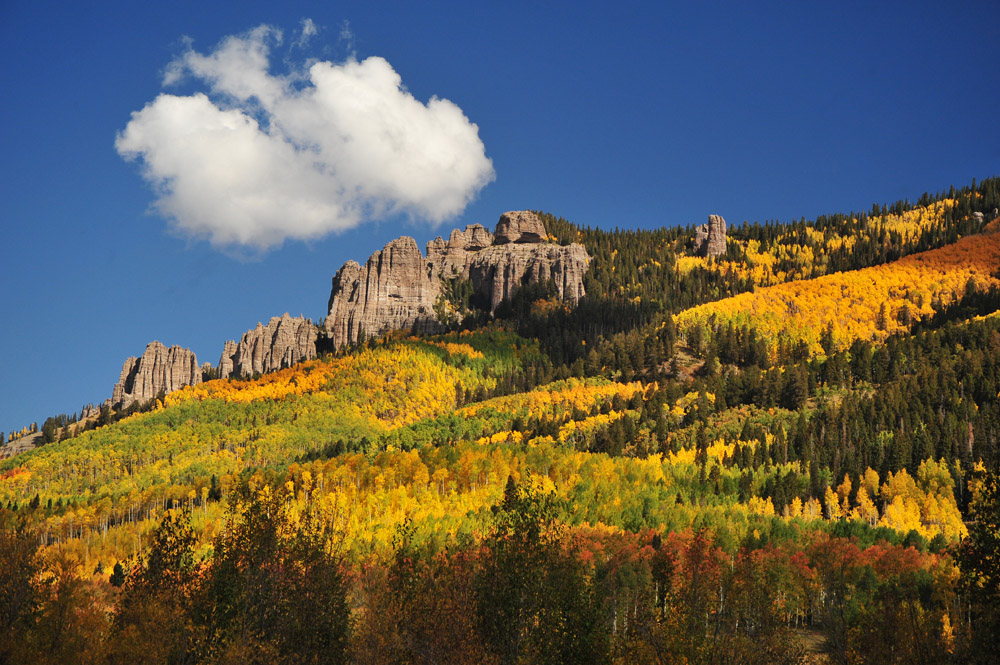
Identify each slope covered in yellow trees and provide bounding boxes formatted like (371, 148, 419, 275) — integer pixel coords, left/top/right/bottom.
(27, 432, 965, 571)
(0, 337, 521, 545)
(675, 221, 1000, 356)
(168, 344, 482, 429)
(676, 199, 962, 286)
(457, 378, 646, 420)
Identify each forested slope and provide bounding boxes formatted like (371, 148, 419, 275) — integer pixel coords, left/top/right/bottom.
(2, 178, 1000, 664)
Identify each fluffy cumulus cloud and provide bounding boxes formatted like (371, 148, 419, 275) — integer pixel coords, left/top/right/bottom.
(116, 24, 494, 251)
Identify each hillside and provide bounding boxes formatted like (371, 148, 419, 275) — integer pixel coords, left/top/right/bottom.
(2, 179, 1000, 664)
(676, 219, 1000, 357)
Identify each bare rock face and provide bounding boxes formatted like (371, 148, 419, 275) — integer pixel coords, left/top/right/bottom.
(426, 224, 495, 279)
(325, 237, 444, 349)
(430, 212, 588, 312)
(0, 432, 41, 460)
(467, 242, 590, 312)
(219, 314, 318, 379)
(694, 224, 709, 251)
(324, 211, 590, 348)
(693, 214, 727, 258)
(111, 341, 201, 410)
(494, 210, 549, 244)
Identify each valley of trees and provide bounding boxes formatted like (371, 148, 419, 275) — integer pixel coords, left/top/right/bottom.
(2, 177, 1000, 664)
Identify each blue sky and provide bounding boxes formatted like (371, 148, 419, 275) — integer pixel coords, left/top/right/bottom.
(1, 1, 998, 434)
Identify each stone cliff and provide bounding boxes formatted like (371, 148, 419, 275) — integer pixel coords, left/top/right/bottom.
(101, 211, 590, 409)
(324, 211, 590, 348)
(466, 242, 589, 313)
(219, 314, 318, 379)
(693, 214, 728, 258)
(111, 341, 201, 410)
(325, 236, 445, 350)
(425, 223, 494, 279)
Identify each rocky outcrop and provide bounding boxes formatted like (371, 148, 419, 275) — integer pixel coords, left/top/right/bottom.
(0, 432, 40, 460)
(325, 237, 445, 349)
(218, 314, 318, 379)
(451, 211, 588, 312)
(694, 214, 727, 258)
(111, 341, 200, 410)
(466, 243, 590, 312)
(426, 224, 494, 279)
(219, 340, 238, 379)
(494, 210, 548, 244)
(324, 211, 590, 348)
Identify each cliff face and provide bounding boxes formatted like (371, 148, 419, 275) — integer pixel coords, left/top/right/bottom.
(694, 214, 728, 258)
(102, 211, 589, 407)
(219, 314, 318, 379)
(467, 242, 590, 313)
(111, 341, 201, 410)
(324, 211, 590, 348)
(426, 223, 494, 280)
(325, 236, 445, 350)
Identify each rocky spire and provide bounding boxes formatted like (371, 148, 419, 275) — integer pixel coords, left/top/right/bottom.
(218, 313, 318, 379)
(324, 236, 445, 349)
(111, 341, 201, 410)
(694, 214, 727, 258)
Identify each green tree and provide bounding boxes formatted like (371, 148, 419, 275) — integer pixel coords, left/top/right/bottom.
(110, 562, 126, 588)
(475, 476, 608, 665)
(0, 514, 40, 663)
(200, 483, 349, 665)
(107, 510, 200, 665)
(958, 467, 1000, 663)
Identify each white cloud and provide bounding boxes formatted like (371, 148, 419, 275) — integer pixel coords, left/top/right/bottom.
(339, 20, 355, 54)
(116, 23, 494, 252)
(297, 18, 317, 47)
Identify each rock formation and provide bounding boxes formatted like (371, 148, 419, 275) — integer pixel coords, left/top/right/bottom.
(494, 210, 548, 244)
(466, 242, 590, 313)
(219, 341, 238, 379)
(325, 237, 445, 350)
(693, 214, 728, 258)
(423, 219, 587, 310)
(218, 314, 318, 379)
(111, 341, 201, 410)
(324, 211, 590, 348)
(426, 224, 494, 279)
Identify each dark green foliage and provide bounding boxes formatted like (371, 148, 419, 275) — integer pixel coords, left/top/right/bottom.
(511, 177, 1000, 381)
(200, 483, 349, 665)
(958, 468, 1000, 663)
(475, 477, 609, 665)
(107, 511, 200, 665)
(0, 513, 41, 663)
(110, 562, 125, 587)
